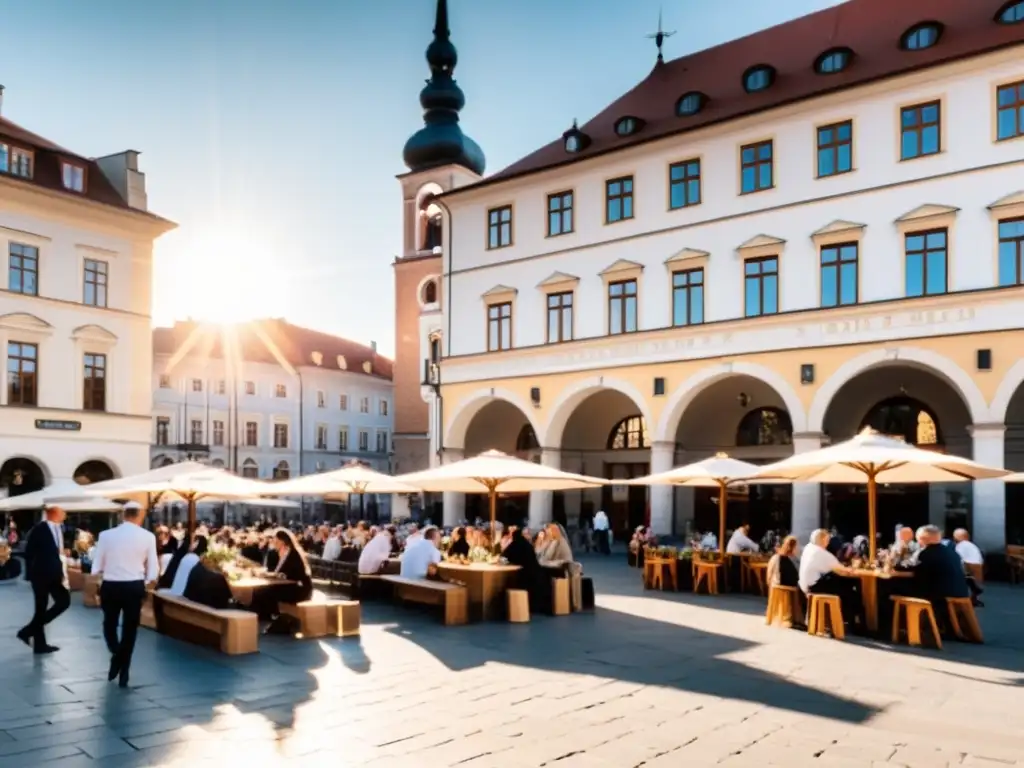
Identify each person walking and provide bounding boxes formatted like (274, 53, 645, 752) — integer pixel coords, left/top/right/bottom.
(17, 504, 70, 654)
(593, 509, 611, 555)
(91, 502, 159, 688)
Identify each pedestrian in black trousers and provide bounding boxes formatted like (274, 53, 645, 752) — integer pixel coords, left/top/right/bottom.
(17, 505, 70, 654)
(91, 502, 159, 688)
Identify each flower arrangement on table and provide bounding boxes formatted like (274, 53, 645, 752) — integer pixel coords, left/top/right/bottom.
(443, 547, 507, 566)
(201, 543, 248, 576)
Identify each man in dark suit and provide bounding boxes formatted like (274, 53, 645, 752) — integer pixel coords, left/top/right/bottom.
(911, 524, 969, 617)
(17, 505, 70, 654)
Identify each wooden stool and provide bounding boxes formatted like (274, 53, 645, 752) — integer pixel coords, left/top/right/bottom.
(551, 578, 570, 616)
(83, 574, 102, 608)
(692, 562, 721, 595)
(747, 563, 769, 596)
(279, 597, 361, 638)
(945, 597, 983, 643)
(807, 594, 845, 640)
(890, 596, 942, 649)
(507, 589, 530, 623)
(765, 585, 800, 627)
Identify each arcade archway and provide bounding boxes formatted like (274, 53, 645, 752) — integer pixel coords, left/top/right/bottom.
(1, 456, 48, 540)
(1005, 383, 1024, 545)
(73, 460, 116, 485)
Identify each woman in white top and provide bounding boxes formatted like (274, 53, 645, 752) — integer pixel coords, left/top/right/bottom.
(162, 536, 209, 597)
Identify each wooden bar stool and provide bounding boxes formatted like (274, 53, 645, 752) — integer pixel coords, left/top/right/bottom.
(692, 561, 721, 595)
(747, 562, 769, 596)
(890, 596, 942, 649)
(507, 589, 530, 623)
(807, 594, 845, 640)
(945, 597, 983, 643)
(765, 585, 800, 627)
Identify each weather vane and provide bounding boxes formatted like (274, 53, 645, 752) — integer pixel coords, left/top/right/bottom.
(646, 8, 676, 65)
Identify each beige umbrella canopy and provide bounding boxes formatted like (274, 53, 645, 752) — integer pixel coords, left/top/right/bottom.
(0, 478, 122, 513)
(1004, 473, 1024, 483)
(393, 449, 607, 531)
(626, 453, 761, 552)
(264, 461, 418, 496)
(83, 461, 212, 508)
(747, 428, 1010, 560)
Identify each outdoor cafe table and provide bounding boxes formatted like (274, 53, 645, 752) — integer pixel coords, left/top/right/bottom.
(227, 576, 296, 606)
(436, 562, 521, 621)
(843, 568, 913, 634)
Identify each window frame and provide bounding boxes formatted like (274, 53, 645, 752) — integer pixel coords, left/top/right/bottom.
(668, 158, 702, 210)
(82, 352, 107, 412)
(273, 422, 289, 449)
(998, 217, 1024, 286)
(604, 175, 635, 224)
(545, 291, 573, 344)
(671, 268, 705, 327)
(607, 278, 639, 336)
(676, 91, 707, 116)
(819, 242, 860, 308)
(997, 0, 1024, 23)
(315, 424, 328, 450)
(742, 65, 776, 93)
(816, 120, 854, 178)
(546, 190, 574, 237)
(814, 48, 853, 75)
(743, 256, 780, 317)
(7, 340, 38, 406)
(899, 100, 942, 161)
(245, 421, 259, 447)
(8, 242, 39, 297)
(486, 205, 513, 249)
(83, 258, 109, 307)
(486, 301, 513, 351)
(739, 139, 774, 194)
(2, 145, 34, 179)
(190, 418, 204, 445)
(61, 161, 87, 193)
(213, 420, 225, 446)
(900, 22, 943, 51)
(904, 228, 949, 297)
(156, 417, 170, 446)
(995, 79, 1024, 142)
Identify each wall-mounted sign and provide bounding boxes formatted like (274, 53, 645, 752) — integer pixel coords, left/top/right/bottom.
(34, 419, 82, 431)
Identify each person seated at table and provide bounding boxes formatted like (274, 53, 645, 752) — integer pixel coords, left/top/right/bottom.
(537, 523, 574, 568)
(798, 529, 864, 633)
(890, 526, 919, 567)
(183, 558, 235, 610)
(358, 528, 392, 575)
(251, 529, 314, 631)
(161, 534, 209, 596)
(0, 541, 22, 581)
(155, 526, 179, 558)
(726, 524, 759, 554)
(904, 525, 970, 620)
(502, 527, 552, 614)
(767, 535, 800, 589)
(448, 527, 470, 559)
(322, 527, 343, 562)
(399, 526, 442, 580)
(952, 528, 984, 606)
(697, 531, 718, 551)
(238, 533, 263, 565)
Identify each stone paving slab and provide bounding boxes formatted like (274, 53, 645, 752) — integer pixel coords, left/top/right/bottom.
(1, 553, 1023, 767)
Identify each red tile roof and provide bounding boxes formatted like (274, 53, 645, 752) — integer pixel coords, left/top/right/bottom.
(153, 319, 393, 381)
(455, 0, 1022, 194)
(0, 116, 141, 211)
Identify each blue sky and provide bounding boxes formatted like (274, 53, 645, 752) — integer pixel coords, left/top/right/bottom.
(5, 0, 842, 357)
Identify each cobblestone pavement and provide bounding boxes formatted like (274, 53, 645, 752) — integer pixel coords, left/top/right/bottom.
(0, 555, 1022, 767)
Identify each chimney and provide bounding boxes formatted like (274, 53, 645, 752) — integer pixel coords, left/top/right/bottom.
(370, 340, 377, 353)
(95, 150, 148, 211)
(0, 85, 5, 116)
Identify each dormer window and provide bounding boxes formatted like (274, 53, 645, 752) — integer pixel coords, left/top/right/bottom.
(562, 120, 591, 154)
(900, 22, 942, 51)
(0, 144, 33, 178)
(61, 161, 85, 193)
(815, 48, 852, 75)
(997, 1, 1024, 23)
(676, 92, 707, 117)
(743, 65, 776, 93)
(614, 116, 643, 137)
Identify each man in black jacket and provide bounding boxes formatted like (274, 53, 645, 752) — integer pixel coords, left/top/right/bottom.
(17, 505, 70, 654)
(912, 525, 969, 616)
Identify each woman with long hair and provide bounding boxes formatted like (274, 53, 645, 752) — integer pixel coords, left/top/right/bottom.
(250, 529, 314, 631)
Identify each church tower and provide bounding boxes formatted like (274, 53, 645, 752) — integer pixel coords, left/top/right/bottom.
(392, 0, 483, 519)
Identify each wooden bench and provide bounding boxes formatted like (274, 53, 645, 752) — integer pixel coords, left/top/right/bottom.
(153, 592, 258, 655)
(67, 566, 85, 592)
(278, 594, 360, 639)
(380, 575, 468, 625)
(82, 574, 102, 608)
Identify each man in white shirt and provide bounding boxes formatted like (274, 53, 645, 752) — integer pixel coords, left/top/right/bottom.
(592, 510, 610, 555)
(358, 529, 392, 575)
(952, 528, 983, 565)
(91, 502, 159, 688)
(399, 526, 442, 580)
(726, 524, 759, 554)
(798, 529, 863, 632)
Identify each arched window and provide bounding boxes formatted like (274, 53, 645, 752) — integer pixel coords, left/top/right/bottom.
(736, 407, 793, 447)
(0, 457, 46, 497)
(614, 116, 643, 137)
(997, 1, 1024, 23)
(73, 460, 115, 485)
(422, 280, 438, 305)
(900, 22, 942, 51)
(676, 91, 707, 117)
(241, 459, 259, 479)
(272, 461, 290, 480)
(420, 196, 443, 252)
(861, 397, 941, 446)
(815, 48, 853, 74)
(743, 65, 776, 93)
(607, 415, 649, 450)
(516, 424, 539, 452)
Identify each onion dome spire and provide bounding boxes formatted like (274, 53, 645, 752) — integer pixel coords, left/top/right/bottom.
(403, 0, 486, 176)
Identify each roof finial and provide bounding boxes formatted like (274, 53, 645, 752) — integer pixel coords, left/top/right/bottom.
(433, 0, 450, 40)
(646, 8, 676, 65)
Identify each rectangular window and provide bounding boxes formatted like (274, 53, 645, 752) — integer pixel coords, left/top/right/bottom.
(359, 396, 370, 413)
(996, 81, 1024, 141)
(740, 140, 773, 193)
(316, 390, 325, 408)
(316, 424, 328, 450)
(339, 394, 349, 411)
(156, 417, 170, 446)
(158, 374, 170, 389)
(6, 341, 37, 406)
(358, 430, 370, 452)
(241, 462, 259, 479)
(900, 101, 941, 160)
(820, 243, 859, 307)
(376, 431, 389, 453)
(605, 176, 634, 223)
(669, 160, 701, 209)
(190, 419, 203, 445)
(275, 384, 287, 398)
(273, 423, 288, 448)
(216, 379, 226, 395)
(608, 279, 638, 335)
(83, 259, 108, 307)
(487, 302, 512, 351)
(9, 147, 32, 178)
(244, 381, 255, 396)
(339, 428, 349, 452)
(546, 292, 573, 343)
(547, 191, 573, 236)
(744, 257, 779, 317)
(817, 121, 853, 177)
(9, 243, 39, 296)
(213, 420, 225, 446)
(671, 269, 705, 327)
(379, 399, 389, 416)
(487, 205, 512, 249)
(245, 421, 258, 446)
(190, 378, 202, 392)
(998, 218, 1024, 286)
(82, 353, 106, 412)
(62, 162, 85, 192)
(905, 230, 948, 296)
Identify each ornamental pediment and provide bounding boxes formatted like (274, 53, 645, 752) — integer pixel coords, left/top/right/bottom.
(481, 284, 518, 299)
(536, 271, 580, 288)
(0, 312, 52, 333)
(988, 191, 1024, 210)
(894, 204, 959, 223)
(71, 324, 118, 343)
(736, 234, 786, 251)
(811, 220, 866, 237)
(598, 259, 644, 277)
(664, 247, 710, 265)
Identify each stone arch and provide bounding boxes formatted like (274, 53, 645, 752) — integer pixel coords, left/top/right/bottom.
(417, 273, 441, 308)
(807, 347, 988, 432)
(544, 376, 652, 449)
(444, 387, 542, 450)
(151, 455, 174, 469)
(73, 458, 120, 484)
(0, 455, 51, 493)
(991, 358, 1024, 424)
(655, 362, 807, 443)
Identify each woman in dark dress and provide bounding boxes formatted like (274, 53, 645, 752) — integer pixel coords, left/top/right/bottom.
(448, 527, 470, 558)
(502, 527, 552, 614)
(183, 562, 235, 610)
(251, 529, 314, 630)
(158, 534, 208, 590)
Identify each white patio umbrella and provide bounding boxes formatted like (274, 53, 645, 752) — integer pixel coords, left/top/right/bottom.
(264, 461, 417, 496)
(746, 427, 1011, 561)
(394, 449, 607, 532)
(1004, 473, 1024, 483)
(86, 467, 272, 536)
(0, 478, 122, 512)
(626, 453, 761, 553)
(83, 460, 212, 510)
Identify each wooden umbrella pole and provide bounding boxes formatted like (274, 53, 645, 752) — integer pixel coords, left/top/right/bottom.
(718, 479, 727, 554)
(867, 470, 878, 563)
(489, 485, 498, 545)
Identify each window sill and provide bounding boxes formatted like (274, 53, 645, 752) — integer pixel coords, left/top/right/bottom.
(668, 201, 702, 212)
(486, 243, 513, 251)
(739, 186, 775, 196)
(898, 150, 944, 163)
(815, 168, 855, 179)
(604, 216, 635, 226)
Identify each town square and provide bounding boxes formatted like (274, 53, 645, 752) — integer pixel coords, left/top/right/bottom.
(2, 0, 1024, 765)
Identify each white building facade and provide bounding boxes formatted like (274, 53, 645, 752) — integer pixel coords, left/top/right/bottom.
(415, 1, 1024, 554)
(0, 113, 173, 530)
(151, 320, 395, 521)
